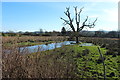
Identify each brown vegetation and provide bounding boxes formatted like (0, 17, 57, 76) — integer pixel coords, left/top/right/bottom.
(2, 45, 77, 78)
(2, 36, 67, 49)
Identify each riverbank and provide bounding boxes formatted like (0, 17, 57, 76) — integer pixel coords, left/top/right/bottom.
(2, 36, 66, 49)
(2, 44, 119, 78)
(29, 45, 119, 78)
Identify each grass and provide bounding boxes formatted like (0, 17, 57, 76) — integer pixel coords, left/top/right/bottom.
(60, 45, 107, 78)
(17, 41, 55, 47)
(2, 36, 119, 78)
(26, 44, 119, 78)
(2, 36, 65, 48)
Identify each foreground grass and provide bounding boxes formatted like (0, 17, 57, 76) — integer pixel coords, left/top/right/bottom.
(27, 45, 119, 79)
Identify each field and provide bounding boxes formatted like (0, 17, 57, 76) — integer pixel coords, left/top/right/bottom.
(2, 36, 120, 79)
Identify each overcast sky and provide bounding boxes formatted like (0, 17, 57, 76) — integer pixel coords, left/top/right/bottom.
(2, 1, 118, 32)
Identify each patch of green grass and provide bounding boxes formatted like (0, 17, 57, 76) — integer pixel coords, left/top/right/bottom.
(28, 44, 119, 78)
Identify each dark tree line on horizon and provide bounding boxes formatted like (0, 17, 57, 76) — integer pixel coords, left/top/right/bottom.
(1, 29, 120, 38)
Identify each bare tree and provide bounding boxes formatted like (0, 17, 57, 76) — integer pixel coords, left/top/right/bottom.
(60, 6, 97, 43)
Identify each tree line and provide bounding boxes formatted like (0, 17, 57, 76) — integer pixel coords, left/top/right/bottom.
(1, 29, 119, 38)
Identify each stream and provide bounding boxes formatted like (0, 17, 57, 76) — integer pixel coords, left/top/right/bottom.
(3, 41, 94, 54)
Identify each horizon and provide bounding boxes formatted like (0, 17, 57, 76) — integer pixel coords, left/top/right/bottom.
(2, 2, 118, 32)
(1, 30, 118, 33)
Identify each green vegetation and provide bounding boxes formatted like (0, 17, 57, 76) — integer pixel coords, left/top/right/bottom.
(2, 36, 119, 79)
(28, 44, 119, 78)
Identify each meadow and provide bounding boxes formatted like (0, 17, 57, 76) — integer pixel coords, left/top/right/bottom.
(2, 36, 120, 79)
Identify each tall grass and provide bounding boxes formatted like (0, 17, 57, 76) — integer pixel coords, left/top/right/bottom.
(2, 44, 77, 78)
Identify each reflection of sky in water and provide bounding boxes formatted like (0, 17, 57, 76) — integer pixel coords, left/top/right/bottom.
(3, 41, 94, 54)
(80, 43, 94, 46)
(20, 41, 76, 53)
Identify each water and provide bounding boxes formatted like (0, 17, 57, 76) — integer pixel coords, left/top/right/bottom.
(3, 41, 94, 54)
(80, 43, 94, 46)
(19, 41, 76, 53)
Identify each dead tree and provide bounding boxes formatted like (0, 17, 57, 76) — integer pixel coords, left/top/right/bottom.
(60, 6, 97, 43)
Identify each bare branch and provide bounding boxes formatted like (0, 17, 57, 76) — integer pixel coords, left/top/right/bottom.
(92, 18, 98, 26)
(78, 16, 97, 32)
(65, 7, 70, 17)
(79, 25, 84, 32)
(66, 7, 70, 11)
(63, 7, 75, 32)
(84, 18, 97, 28)
(74, 6, 78, 24)
(64, 12, 68, 16)
(78, 7, 84, 23)
(83, 16, 88, 25)
(60, 17, 70, 25)
(60, 17, 75, 32)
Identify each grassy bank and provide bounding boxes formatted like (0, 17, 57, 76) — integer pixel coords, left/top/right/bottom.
(3, 44, 119, 79)
(4, 41, 55, 47)
(2, 36, 66, 49)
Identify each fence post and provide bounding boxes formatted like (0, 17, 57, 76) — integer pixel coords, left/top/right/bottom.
(97, 47, 106, 80)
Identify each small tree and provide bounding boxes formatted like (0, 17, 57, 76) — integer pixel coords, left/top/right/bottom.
(61, 27, 66, 36)
(60, 6, 97, 43)
(39, 29, 43, 33)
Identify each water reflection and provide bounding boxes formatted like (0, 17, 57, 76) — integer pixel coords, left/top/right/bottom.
(3, 41, 94, 53)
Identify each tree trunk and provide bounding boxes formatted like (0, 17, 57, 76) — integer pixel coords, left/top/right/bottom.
(76, 36, 79, 44)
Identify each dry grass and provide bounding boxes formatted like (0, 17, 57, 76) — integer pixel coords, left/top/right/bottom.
(2, 36, 65, 43)
(2, 45, 77, 78)
(2, 36, 67, 49)
(2, 36, 73, 78)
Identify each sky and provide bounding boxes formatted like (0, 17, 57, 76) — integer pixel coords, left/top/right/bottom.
(2, 2, 118, 32)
